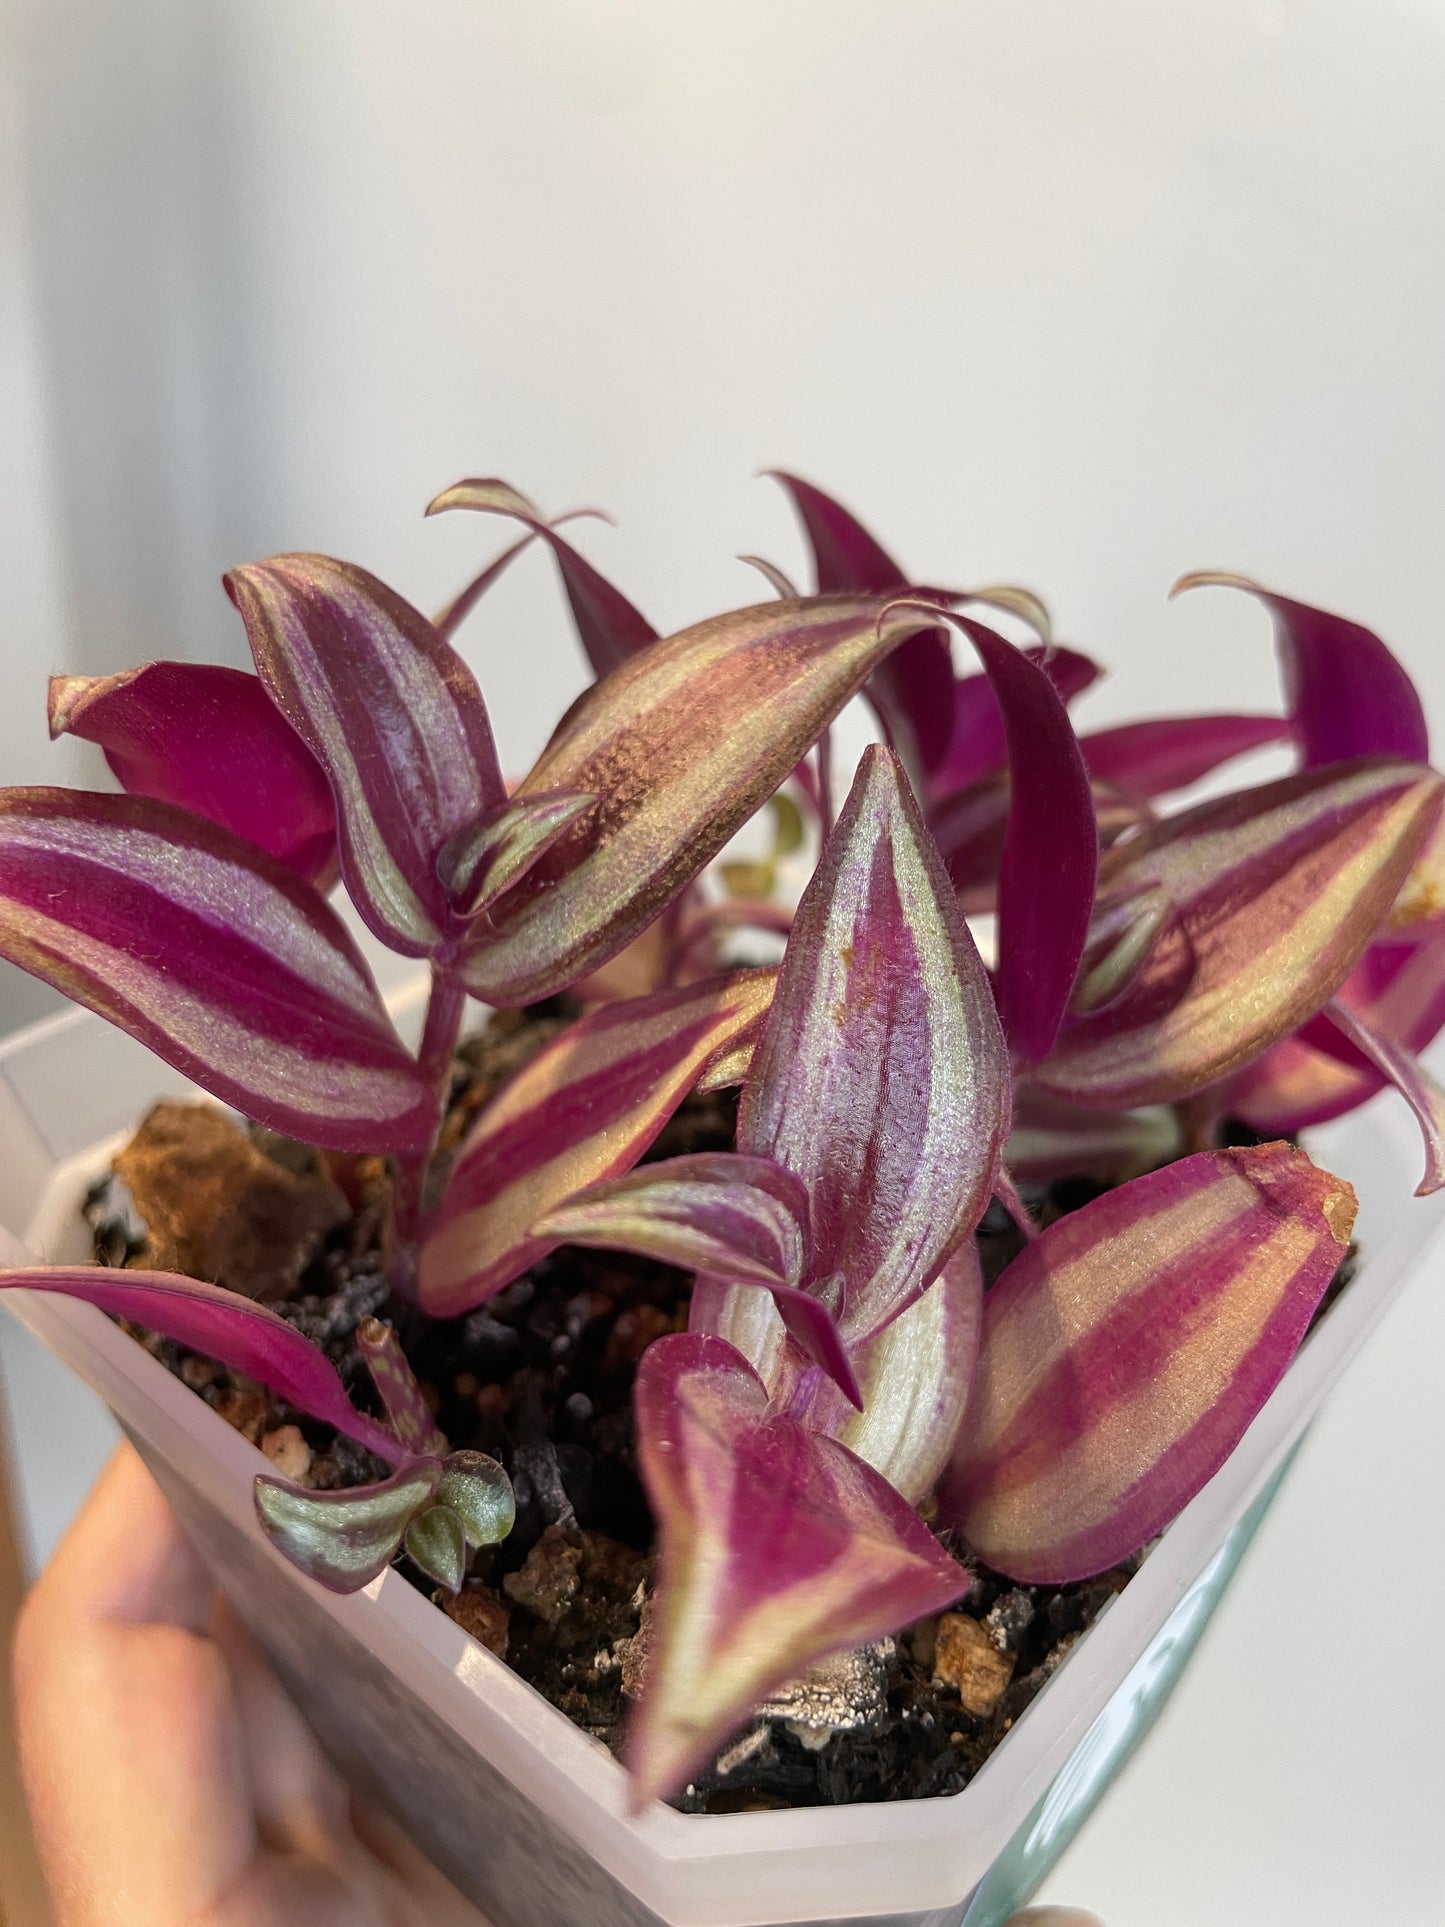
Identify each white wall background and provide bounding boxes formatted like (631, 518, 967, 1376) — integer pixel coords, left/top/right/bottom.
(3, 3, 1445, 1922)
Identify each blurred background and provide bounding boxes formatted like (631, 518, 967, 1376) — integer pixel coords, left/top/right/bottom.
(2, 3, 1444, 1923)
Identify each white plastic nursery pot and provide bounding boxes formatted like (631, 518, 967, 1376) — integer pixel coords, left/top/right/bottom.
(3, 1002, 1443, 1927)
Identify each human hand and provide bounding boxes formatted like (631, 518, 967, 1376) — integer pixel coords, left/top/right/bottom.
(13, 1443, 1103, 1927)
(13, 1442, 484, 1925)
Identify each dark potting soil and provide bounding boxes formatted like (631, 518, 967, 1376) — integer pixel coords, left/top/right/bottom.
(85, 1003, 1350, 1814)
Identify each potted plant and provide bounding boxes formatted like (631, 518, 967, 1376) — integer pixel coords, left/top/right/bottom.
(2, 473, 1442, 1927)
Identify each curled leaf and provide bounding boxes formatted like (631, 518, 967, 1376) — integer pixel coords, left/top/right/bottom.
(419, 970, 777, 1315)
(1233, 936, 1445, 1133)
(225, 554, 506, 957)
(438, 790, 598, 917)
(427, 478, 657, 676)
(0, 789, 435, 1152)
(939, 1145, 1356, 1582)
(1040, 759, 1445, 1109)
(628, 1333, 967, 1806)
(535, 1153, 810, 1288)
(0, 1267, 403, 1464)
(1319, 999, 1445, 1196)
(48, 662, 338, 888)
(740, 746, 1009, 1347)
(256, 1457, 442, 1593)
(1173, 574, 1429, 768)
(457, 596, 932, 1006)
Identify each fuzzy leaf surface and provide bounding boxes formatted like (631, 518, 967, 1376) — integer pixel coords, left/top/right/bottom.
(0, 1267, 403, 1463)
(256, 1457, 442, 1592)
(740, 746, 1008, 1348)
(419, 971, 777, 1315)
(226, 554, 506, 956)
(939, 1145, 1356, 1582)
(48, 662, 338, 887)
(1039, 759, 1445, 1108)
(0, 789, 434, 1151)
(457, 596, 931, 1005)
(427, 478, 657, 675)
(628, 1333, 967, 1806)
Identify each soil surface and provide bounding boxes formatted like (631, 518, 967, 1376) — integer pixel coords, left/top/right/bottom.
(86, 1003, 1348, 1813)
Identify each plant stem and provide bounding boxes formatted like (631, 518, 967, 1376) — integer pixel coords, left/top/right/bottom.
(387, 965, 468, 1289)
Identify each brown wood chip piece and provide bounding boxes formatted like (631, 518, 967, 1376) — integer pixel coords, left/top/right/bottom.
(443, 1586, 511, 1657)
(115, 1100, 349, 1300)
(932, 1612, 1016, 1717)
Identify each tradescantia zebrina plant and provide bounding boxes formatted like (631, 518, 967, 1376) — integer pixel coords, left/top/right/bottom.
(0, 470, 1441, 1808)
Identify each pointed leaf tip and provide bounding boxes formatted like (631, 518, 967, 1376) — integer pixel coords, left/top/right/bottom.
(0, 790, 435, 1152)
(1173, 573, 1429, 769)
(457, 597, 934, 1006)
(740, 745, 1009, 1348)
(628, 1334, 966, 1805)
(0, 1267, 403, 1464)
(226, 553, 506, 957)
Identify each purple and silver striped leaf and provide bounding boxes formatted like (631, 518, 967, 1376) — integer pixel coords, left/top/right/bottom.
(48, 662, 338, 889)
(426, 478, 658, 676)
(534, 1153, 810, 1288)
(689, 1245, 980, 1499)
(455, 596, 933, 1006)
(357, 1317, 448, 1455)
(627, 1333, 967, 1807)
(1079, 713, 1290, 800)
(1173, 574, 1429, 768)
(0, 789, 435, 1151)
(931, 645, 1101, 798)
(1233, 935, 1445, 1133)
(739, 746, 1009, 1348)
(418, 970, 778, 1316)
(256, 1457, 442, 1593)
(1039, 759, 1445, 1109)
(767, 470, 955, 776)
(938, 1145, 1356, 1583)
(0, 1266, 403, 1464)
(438, 789, 598, 917)
(225, 554, 506, 957)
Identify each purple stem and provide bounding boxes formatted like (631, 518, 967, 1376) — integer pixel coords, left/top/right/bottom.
(388, 966, 468, 1285)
